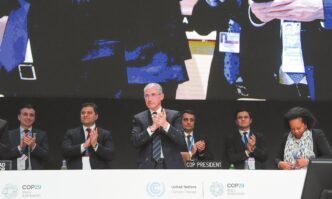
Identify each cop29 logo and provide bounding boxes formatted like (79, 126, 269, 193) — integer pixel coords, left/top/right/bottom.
(146, 182, 165, 197)
(209, 182, 224, 197)
(1, 184, 18, 199)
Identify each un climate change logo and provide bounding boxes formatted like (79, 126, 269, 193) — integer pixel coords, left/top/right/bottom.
(1, 184, 18, 199)
(146, 182, 165, 197)
(210, 182, 224, 197)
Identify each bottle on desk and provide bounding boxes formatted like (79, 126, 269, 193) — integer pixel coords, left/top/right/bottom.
(61, 160, 67, 170)
(229, 164, 235, 169)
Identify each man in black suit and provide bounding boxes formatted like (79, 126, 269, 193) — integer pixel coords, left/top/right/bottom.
(181, 109, 213, 160)
(0, 118, 8, 159)
(62, 102, 114, 169)
(226, 108, 267, 169)
(7, 104, 48, 170)
(131, 83, 187, 169)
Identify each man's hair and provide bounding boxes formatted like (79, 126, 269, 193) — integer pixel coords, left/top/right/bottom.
(81, 102, 99, 114)
(284, 107, 316, 130)
(144, 83, 163, 94)
(181, 109, 196, 119)
(18, 104, 35, 115)
(234, 108, 252, 119)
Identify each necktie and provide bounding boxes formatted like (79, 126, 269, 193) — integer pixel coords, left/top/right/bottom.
(23, 129, 29, 136)
(0, 0, 30, 72)
(186, 135, 192, 152)
(224, 20, 241, 85)
(85, 128, 91, 156)
(243, 132, 248, 146)
(86, 128, 91, 140)
(152, 133, 161, 162)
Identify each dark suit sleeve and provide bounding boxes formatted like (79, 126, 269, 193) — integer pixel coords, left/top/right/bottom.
(165, 111, 187, 151)
(194, 134, 214, 160)
(131, 116, 153, 148)
(0, 121, 9, 159)
(226, 135, 247, 164)
(31, 131, 48, 160)
(315, 130, 332, 158)
(61, 130, 83, 158)
(94, 129, 114, 161)
(274, 134, 288, 167)
(250, 133, 268, 162)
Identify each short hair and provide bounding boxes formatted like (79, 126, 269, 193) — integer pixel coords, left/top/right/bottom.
(284, 107, 316, 130)
(81, 102, 98, 114)
(181, 109, 196, 119)
(234, 108, 252, 119)
(144, 83, 163, 94)
(18, 104, 35, 115)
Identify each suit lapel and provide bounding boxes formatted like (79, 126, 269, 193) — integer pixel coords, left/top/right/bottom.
(79, 127, 85, 143)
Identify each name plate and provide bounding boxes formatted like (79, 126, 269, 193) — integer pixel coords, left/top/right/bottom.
(0, 160, 12, 171)
(185, 161, 223, 169)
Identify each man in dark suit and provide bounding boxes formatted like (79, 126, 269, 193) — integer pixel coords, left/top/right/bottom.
(62, 102, 114, 169)
(0, 118, 8, 159)
(226, 108, 267, 169)
(181, 109, 213, 160)
(131, 83, 187, 169)
(7, 104, 48, 170)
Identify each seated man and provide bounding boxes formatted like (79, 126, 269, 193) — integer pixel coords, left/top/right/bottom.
(62, 102, 114, 169)
(226, 108, 267, 169)
(181, 109, 214, 161)
(7, 104, 49, 170)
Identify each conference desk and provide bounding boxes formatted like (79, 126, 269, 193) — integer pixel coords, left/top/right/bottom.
(0, 170, 306, 199)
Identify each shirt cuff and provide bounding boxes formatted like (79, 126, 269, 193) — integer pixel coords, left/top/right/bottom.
(81, 144, 86, 153)
(31, 144, 36, 152)
(147, 127, 154, 136)
(93, 143, 99, 151)
(163, 123, 170, 133)
(323, 0, 332, 29)
(17, 146, 22, 153)
(245, 150, 250, 157)
(248, 5, 266, 27)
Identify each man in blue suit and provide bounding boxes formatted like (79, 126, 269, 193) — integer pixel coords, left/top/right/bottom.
(7, 104, 49, 170)
(131, 83, 187, 169)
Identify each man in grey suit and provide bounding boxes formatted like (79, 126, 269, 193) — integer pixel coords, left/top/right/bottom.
(131, 83, 187, 169)
(62, 102, 114, 169)
(7, 104, 49, 170)
(0, 118, 8, 159)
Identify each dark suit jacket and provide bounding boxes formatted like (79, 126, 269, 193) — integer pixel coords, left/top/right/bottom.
(0, 119, 8, 159)
(131, 109, 187, 169)
(184, 132, 214, 161)
(7, 128, 48, 170)
(226, 130, 268, 169)
(62, 126, 114, 169)
(275, 129, 332, 167)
